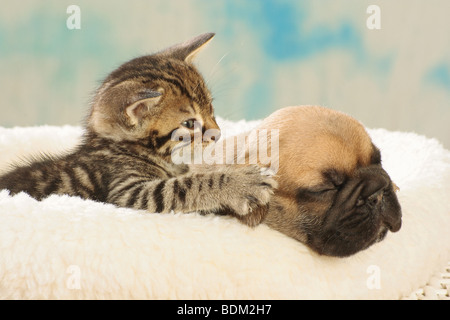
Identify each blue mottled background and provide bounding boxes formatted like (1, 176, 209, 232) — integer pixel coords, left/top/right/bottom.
(1, 0, 449, 148)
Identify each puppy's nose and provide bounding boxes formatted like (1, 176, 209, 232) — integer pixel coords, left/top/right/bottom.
(367, 189, 384, 208)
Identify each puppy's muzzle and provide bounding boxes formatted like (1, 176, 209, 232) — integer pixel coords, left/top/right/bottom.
(356, 166, 402, 232)
(309, 166, 402, 257)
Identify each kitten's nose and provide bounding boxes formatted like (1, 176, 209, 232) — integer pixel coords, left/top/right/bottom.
(203, 129, 221, 142)
(202, 116, 221, 143)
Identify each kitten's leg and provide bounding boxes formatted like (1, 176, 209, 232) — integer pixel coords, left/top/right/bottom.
(190, 164, 276, 226)
(107, 165, 277, 225)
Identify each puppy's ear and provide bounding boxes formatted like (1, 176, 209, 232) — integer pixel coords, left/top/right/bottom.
(370, 145, 382, 165)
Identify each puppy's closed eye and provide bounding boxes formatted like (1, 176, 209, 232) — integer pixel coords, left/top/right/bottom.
(301, 169, 347, 198)
(308, 186, 336, 195)
(297, 185, 337, 202)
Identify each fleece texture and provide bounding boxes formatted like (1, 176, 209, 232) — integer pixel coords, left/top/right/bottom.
(0, 117, 449, 299)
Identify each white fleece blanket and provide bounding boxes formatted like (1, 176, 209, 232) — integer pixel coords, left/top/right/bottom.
(0, 117, 449, 300)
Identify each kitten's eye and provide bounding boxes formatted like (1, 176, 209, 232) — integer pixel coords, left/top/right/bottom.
(181, 119, 196, 129)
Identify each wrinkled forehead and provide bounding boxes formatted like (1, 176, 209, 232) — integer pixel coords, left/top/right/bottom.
(277, 126, 376, 189)
(255, 106, 379, 189)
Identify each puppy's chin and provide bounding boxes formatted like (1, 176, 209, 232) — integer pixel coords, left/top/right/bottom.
(305, 223, 390, 258)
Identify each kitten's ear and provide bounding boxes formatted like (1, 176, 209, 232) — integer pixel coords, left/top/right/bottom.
(126, 88, 163, 126)
(161, 32, 215, 63)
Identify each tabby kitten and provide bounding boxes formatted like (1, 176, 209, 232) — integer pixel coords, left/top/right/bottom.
(0, 33, 276, 226)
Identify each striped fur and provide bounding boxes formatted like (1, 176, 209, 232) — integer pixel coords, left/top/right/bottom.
(0, 33, 276, 226)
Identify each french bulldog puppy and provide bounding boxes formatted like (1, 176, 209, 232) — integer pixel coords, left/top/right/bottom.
(225, 106, 402, 257)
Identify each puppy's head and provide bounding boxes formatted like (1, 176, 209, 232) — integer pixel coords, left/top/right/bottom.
(259, 106, 402, 257)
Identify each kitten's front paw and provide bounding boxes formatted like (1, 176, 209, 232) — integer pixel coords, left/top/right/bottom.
(227, 165, 277, 217)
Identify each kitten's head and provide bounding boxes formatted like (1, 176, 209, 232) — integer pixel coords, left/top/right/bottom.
(88, 33, 219, 158)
